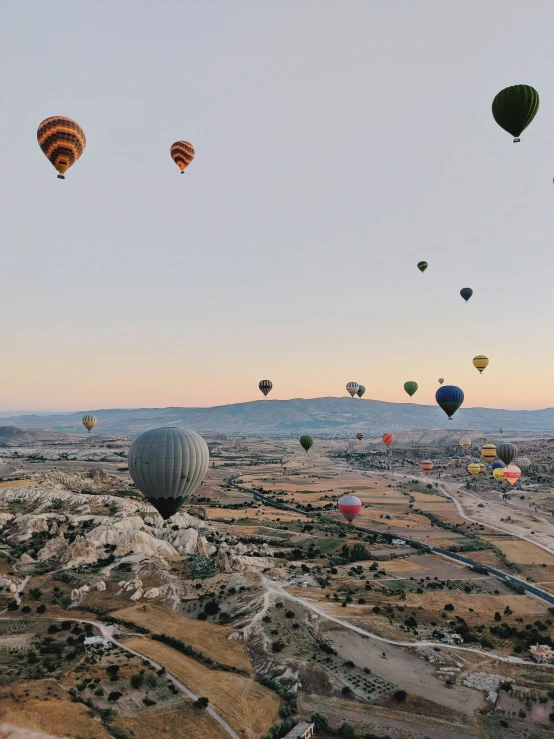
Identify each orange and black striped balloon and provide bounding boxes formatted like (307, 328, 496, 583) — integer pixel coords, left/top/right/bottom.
(37, 117, 86, 179)
(170, 141, 195, 173)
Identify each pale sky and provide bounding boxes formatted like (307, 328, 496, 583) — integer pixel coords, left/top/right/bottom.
(1, 1, 553, 412)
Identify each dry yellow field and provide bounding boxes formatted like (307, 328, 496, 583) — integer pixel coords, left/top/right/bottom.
(115, 701, 229, 739)
(113, 604, 252, 673)
(0, 480, 36, 489)
(0, 695, 110, 738)
(358, 510, 431, 528)
(206, 507, 303, 522)
(124, 637, 281, 739)
(482, 537, 554, 565)
(379, 558, 432, 573)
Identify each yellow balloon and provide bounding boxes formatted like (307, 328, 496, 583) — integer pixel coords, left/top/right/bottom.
(460, 437, 471, 450)
(481, 443, 496, 462)
(493, 468, 505, 482)
(467, 463, 481, 477)
(473, 355, 489, 374)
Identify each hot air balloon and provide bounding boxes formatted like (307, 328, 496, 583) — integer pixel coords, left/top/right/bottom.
(460, 437, 471, 450)
(417, 261, 428, 273)
(438, 378, 444, 385)
(503, 465, 521, 486)
(346, 382, 359, 397)
(481, 443, 497, 463)
(170, 141, 195, 173)
(491, 460, 505, 471)
(356, 432, 364, 441)
(37, 116, 86, 179)
(479, 463, 486, 476)
(259, 380, 272, 397)
(357, 385, 366, 398)
(473, 355, 489, 374)
(499, 427, 504, 435)
(492, 85, 539, 142)
(436, 385, 464, 420)
(515, 456, 531, 469)
(404, 381, 418, 397)
(493, 467, 506, 482)
(382, 433, 394, 448)
(421, 460, 433, 475)
(467, 463, 481, 477)
(300, 435, 314, 452)
(82, 415, 97, 433)
(497, 442, 517, 466)
(338, 494, 362, 523)
(128, 427, 209, 520)
(451, 455, 461, 466)
(460, 288, 473, 303)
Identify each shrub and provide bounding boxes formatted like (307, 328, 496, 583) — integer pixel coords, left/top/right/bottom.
(108, 691, 122, 703)
(204, 600, 219, 616)
(339, 722, 355, 739)
(195, 696, 209, 709)
(272, 640, 285, 653)
(36, 604, 46, 614)
(130, 674, 144, 689)
(393, 689, 407, 702)
(197, 612, 207, 620)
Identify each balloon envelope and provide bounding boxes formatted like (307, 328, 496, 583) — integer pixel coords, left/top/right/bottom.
(37, 116, 86, 179)
(491, 460, 505, 471)
(338, 494, 362, 522)
(421, 460, 433, 474)
(417, 261, 428, 273)
(503, 465, 521, 486)
(404, 381, 418, 397)
(497, 442, 518, 466)
(357, 385, 366, 398)
(382, 433, 394, 448)
(300, 435, 314, 452)
(82, 415, 97, 433)
(473, 355, 489, 374)
(436, 385, 464, 419)
(467, 463, 481, 477)
(356, 432, 364, 441)
(438, 378, 444, 385)
(128, 427, 209, 520)
(492, 85, 539, 141)
(481, 443, 497, 463)
(515, 456, 531, 469)
(259, 380, 272, 397)
(493, 467, 506, 482)
(346, 382, 359, 397)
(170, 140, 195, 172)
(460, 288, 473, 303)
(460, 437, 471, 450)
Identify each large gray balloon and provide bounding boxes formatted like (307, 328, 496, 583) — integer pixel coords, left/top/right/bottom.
(496, 442, 517, 467)
(128, 427, 209, 520)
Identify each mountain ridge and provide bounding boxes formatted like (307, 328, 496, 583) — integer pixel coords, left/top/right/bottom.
(1, 397, 554, 436)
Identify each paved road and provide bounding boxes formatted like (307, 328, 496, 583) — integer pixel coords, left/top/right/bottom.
(228, 477, 554, 608)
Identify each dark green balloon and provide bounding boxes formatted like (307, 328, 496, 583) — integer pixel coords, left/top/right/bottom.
(492, 85, 539, 141)
(404, 381, 418, 397)
(417, 261, 428, 273)
(299, 435, 314, 452)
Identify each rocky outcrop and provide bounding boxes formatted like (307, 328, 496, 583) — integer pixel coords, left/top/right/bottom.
(37, 534, 68, 561)
(130, 587, 144, 601)
(0, 512, 14, 529)
(20, 553, 35, 564)
(114, 531, 178, 558)
(60, 535, 99, 567)
(96, 580, 106, 591)
(215, 544, 232, 572)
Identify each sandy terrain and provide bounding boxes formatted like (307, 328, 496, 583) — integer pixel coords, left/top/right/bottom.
(115, 701, 229, 739)
(321, 624, 484, 716)
(124, 637, 280, 739)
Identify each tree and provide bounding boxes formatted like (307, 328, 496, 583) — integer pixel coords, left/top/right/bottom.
(29, 588, 43, 600)
(204, 600, 219, 616)
(393, 689, 407, 702)
(36, 604, 46, 614)
(195, 697, 209, 709)
(272, 640, 285, 652)
(130, 674, 144, 689)
(7, 600, 19, 611)
(444, 603, 454, 612)
(339, 722, 355, 739)
(494, 612, 502, 622)
(106, 665, 120, 681)
(350, 543, 369, 561)
(108, 691, 122, 703)
(311, 714, 329, 731)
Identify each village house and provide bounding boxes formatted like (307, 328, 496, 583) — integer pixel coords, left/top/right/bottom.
(283, 722, 315, 739)
(530, 644, 554, 663)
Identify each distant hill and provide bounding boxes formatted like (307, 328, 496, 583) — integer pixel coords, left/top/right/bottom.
(0, 426, 69, 443)
(1, 398, 554, 437)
